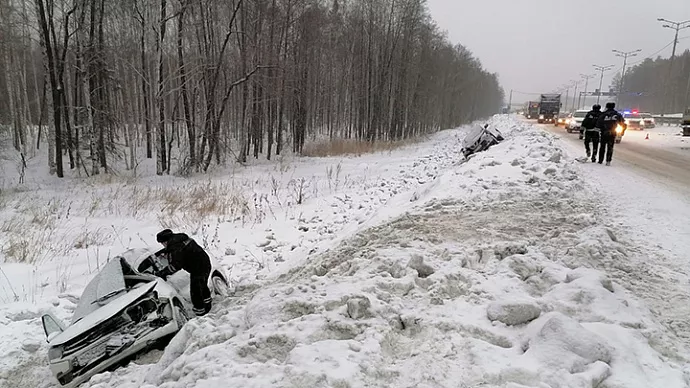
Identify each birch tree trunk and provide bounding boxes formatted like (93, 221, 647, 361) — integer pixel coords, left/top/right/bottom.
(155, 0, 168, 175)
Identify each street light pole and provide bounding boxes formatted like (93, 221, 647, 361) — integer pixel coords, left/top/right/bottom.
(593, 64, 615, 104)
(657, 18, 690, 114)
(580, 74, 594, 109)
(562, 85, 570, 113)
(612, 49, 641, 108)
(572, 81, 579, 112)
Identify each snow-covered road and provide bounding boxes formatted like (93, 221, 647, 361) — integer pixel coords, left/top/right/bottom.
(542, 123, 690, 194)
(2, 115, 690, 388)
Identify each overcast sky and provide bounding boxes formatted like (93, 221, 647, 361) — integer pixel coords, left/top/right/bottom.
(427, 0, 690, 104)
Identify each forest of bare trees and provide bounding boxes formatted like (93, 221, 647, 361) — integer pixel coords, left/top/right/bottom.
(0, 0, 504, 178)
(614, 49, 690, 113)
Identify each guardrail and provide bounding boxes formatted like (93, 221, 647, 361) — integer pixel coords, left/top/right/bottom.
(651, 115, 683, 126)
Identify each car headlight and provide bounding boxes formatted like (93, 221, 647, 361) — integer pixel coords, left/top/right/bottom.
(539, 115, 545, 119)
(48, 345, 64, 361)
(615, 125, 623, 134)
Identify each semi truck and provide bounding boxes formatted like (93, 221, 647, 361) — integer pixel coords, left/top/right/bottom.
(537, 94, 562, 124)
(524, 101, 540, 119)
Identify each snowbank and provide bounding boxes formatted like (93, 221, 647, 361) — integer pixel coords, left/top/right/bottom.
(2, 115, 689, 388)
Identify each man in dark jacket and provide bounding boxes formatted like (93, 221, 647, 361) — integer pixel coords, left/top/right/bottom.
(156, 229, 213, 316)
(580, 104, 602, 162)
(595, 102, 625, 166)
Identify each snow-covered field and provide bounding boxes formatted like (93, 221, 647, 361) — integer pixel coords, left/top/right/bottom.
(2, 116, 690, 387)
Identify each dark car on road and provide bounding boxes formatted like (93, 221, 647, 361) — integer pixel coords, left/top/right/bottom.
(556, 112, 571, 127)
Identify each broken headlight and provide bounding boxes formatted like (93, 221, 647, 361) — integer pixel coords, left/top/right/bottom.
(157, 297, 173, 321)
(126, 298, 158, 323)
(48, 345, 64, 361)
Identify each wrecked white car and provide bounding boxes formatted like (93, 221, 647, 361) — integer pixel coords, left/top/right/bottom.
(461, 123, 504, 158)
(40, 247, 231, 387)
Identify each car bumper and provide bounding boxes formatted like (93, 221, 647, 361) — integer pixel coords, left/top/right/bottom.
(49, 320, 180, 388)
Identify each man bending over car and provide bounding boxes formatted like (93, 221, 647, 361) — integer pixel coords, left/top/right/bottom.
(156, 229, 213, 316)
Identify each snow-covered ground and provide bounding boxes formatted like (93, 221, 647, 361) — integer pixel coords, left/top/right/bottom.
(2, 116, 690, 387)
(622, 124, 689, 150)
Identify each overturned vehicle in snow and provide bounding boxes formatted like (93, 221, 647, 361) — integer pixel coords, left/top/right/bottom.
(40, 248, 231, 387)
(461, 123, 504, 158)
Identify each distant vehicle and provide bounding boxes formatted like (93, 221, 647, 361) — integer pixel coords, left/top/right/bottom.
(683, 108, 690, 136)
(556, 112, 570, 127)
(640, 112, 655, 128)
(525, 101, 540, 119)
(538, 94, 562, 124)
(41, 248, 231, 388)
(461, 124, 504, 158)
(623, 111, 645, 130)
(566, 110, 589, 137)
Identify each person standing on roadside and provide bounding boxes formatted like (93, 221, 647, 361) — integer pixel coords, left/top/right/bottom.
(595, 102, 625, 166)
(580, 104, 602, 162)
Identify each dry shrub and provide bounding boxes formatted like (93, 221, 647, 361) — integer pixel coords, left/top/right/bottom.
(2, 237, 35, 263)
(301, 138, 421, 157)
(157, 181, 253, 230)
(1, 220, 57, 263)
(72, 228, 108, 249)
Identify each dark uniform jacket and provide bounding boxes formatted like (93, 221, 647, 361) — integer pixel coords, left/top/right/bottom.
(595, 108, 625, 134)
(161, 233, 211, 276)
(581, 110, 601, 130)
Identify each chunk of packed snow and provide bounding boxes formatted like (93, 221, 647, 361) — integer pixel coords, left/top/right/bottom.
(407, 254, 435, 278)
(487, 300, 541, 326)
(525, 312, 613, 368)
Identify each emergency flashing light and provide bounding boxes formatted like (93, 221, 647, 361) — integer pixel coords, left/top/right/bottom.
(632, 110, 638, 114)
(623, 111, 631, 114)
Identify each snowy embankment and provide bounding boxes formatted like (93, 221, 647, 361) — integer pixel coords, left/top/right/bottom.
(2, 116, 690, 387)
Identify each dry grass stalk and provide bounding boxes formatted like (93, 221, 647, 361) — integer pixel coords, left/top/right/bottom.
(301, 138, 420, 157)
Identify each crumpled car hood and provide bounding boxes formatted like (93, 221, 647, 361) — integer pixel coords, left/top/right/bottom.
(49, 281, 158, 346)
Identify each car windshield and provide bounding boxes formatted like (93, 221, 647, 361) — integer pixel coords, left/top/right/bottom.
(70, 258, 129, 324)
(573, 111, 587, 118)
